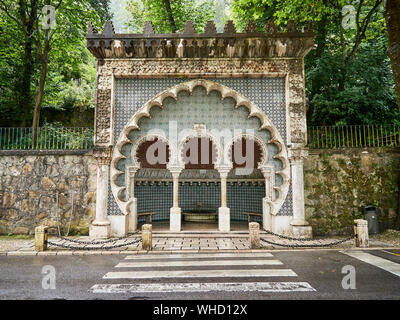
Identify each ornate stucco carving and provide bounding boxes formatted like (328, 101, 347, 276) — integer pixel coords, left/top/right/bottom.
(87, 20, 314, 60)
(177, 125, 223, 167)
(110, 79, 290, 216)
(225, 133, 269, 168)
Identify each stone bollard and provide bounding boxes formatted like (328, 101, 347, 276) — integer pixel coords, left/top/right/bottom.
(35, 226, 48, 252)
(354, 219, 369, 248)
(249, 222, 260, 249)
(142, 224, 152, 251)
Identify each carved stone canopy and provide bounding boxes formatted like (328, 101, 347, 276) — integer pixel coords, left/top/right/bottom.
(87, 20, 314, 60)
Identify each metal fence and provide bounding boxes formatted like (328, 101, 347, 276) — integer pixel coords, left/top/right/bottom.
(1, 125, 399, 151)
(0, 127, 94, 150)
(307, 125, 400, 149)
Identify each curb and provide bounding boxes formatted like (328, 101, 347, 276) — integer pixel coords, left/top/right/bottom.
(2, 246, 399, 256)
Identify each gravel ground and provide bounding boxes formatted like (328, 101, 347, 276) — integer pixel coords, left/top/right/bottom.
(0, 239, 32, 253)
(370, 229, 400, 247)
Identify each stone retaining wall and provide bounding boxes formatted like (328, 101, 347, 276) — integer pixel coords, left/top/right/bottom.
(0, 149, 399, 236)
(0, 152, 97, 235)
(305, 148, 400, 235)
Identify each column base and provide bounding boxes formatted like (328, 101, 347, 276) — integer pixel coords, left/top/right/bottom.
(108, 215, 128, 237)
(218, 207, 230, 232)
(262, 198, 272, 231)
(290, 218, 309, 226)
(89, 221, 111, 239)
(170, 207, 181, 232)
(291, 225, 313, 239)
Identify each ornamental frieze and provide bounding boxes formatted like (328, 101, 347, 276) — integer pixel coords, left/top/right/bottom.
(87, 20, 314, 60)
(96, 59, 290, 77)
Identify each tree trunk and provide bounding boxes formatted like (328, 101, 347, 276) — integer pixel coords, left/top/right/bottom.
(32, 19, 50, 149)
(19, 33, 34, 127)
(32, 55, 48, 131)
(18, 0, 38, 127)
(163, 0, 176, 33)
(384, 0, 400, 110)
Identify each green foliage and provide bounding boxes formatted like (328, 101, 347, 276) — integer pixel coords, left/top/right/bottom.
(0, 0, 111, 127)
(232, 0, 399, 126)
(126, 0, 216, 33)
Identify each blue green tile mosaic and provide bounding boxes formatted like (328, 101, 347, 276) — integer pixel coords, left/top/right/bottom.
(108, 78, 293, 218)
(134, 181, 264, 223)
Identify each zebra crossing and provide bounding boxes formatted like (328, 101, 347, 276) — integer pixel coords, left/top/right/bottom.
(90, 252, 316, 294)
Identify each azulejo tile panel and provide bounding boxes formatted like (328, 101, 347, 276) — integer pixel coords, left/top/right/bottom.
(108, 78, 293, 217)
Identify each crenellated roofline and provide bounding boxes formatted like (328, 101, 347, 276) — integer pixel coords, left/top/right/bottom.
(86, 20, 314, 60)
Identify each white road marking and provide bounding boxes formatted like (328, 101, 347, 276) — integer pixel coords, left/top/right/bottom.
(90, 282, 316, 293)
(342, 250, 400, 277)
(103, 269, 297, 279)
(116, 259, 283, 268)
(124, 253, 273, 260)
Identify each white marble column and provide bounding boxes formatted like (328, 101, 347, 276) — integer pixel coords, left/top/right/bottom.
(217, 166, 231, 232)
(168, 166, 183, 232)
(260, 166, 274, 231)
(89, 148, 112, 238)
(126, 166, 139, 232)
(288, 149, 312, 238)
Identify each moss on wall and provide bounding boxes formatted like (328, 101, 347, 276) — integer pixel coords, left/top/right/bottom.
(304, 149, 400, 236)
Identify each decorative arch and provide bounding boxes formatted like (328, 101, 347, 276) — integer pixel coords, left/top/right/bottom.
(177, 124, 223, 168)
(130, 133, 174, 168)
(110, 79, 290, 216)
(226, 133, 269, 168)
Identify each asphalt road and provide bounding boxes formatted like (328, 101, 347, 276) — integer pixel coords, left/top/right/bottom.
(0, 249, 399, 300)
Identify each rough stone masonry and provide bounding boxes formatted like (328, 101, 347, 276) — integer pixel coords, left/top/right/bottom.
(0, 149, 398, 236)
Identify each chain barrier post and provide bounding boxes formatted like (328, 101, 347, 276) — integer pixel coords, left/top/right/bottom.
(249, 222, 260, 249)
(354, 219, 369, 248)
(141, 224, 152, 251)
(35, 226, 48, 251)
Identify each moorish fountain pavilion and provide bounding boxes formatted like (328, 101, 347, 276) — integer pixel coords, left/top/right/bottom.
(86, 19, 314, 238)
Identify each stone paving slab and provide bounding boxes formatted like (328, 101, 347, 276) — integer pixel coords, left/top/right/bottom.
(1, 234, 395, 256)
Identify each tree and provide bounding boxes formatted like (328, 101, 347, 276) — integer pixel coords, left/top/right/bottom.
(126, 0, 216, 33)
(232, 0, 399, 125)
(0, 0, 110, 128)
(0, 0, 38, 126)
(384, 0, 400, 110)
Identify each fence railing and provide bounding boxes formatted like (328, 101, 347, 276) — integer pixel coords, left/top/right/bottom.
(1, 125, 399, 151)
(307, 125, 400, 149)
(0, 127, 94, 150)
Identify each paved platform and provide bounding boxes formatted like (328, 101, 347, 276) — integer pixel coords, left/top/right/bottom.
(2, 232, 394, 256)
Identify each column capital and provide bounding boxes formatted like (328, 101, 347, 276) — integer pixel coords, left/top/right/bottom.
(93, 146, 113, 165)
(167, 164, 184, 177)
(259, 165, 274, 177)
(216, 165, 232, 178)
(127, 165, 139, 177)
(288, 148, 308, 164)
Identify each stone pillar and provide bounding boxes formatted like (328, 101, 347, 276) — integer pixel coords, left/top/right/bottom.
(142, 224, 152, 250)
(126, 166, 139, 232)
(260, 166, 274, 231)
(34, 226, 48, 251)
(217, 166, 231, 232)
(354, 219, 369, 248)
(90, 147, 112, 238)
(288, 148, 312, 238)
(249, 222, 260, 249)
(168, 166, 183, 232)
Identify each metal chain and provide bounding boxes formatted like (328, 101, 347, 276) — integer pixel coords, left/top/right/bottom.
(59, 232, 139, 245)
(47, 238, 141, 250)
(263, 230, 313, 241)
(260, 236, 354, 248)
